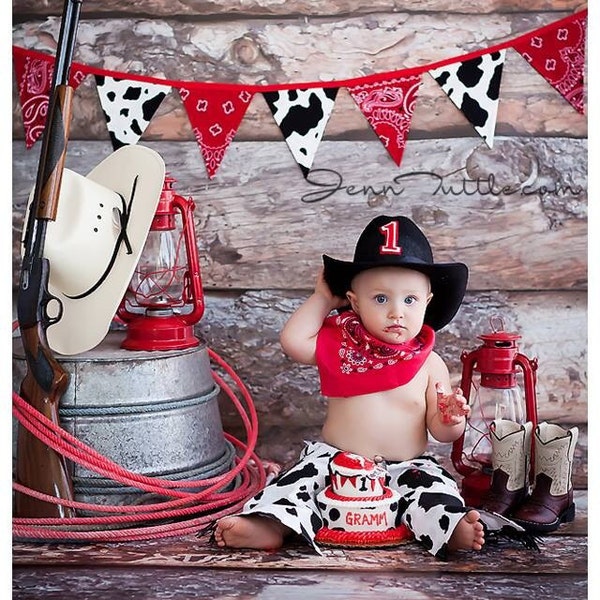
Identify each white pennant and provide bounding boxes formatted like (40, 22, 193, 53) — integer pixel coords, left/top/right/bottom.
(429, 50, 506, 148)
(94, 75, 171, 148)
(263, 87, 338, 177)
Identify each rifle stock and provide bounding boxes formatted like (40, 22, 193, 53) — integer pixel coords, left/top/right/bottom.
(15, 0, 82, 518)
(16, 327, 73, 518)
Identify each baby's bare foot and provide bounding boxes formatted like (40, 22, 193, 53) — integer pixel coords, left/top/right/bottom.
(448, 509, 485, 552)
(214, 515, 288, 550)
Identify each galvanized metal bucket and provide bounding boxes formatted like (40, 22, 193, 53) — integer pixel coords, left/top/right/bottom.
(13, 331, 235, 505)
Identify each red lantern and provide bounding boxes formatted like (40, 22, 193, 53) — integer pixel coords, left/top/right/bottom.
(451, 316, 539, 507)
(118, 175, 204, 351)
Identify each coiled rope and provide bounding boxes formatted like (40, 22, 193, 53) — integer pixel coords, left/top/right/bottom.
(12, 323, 266, 542)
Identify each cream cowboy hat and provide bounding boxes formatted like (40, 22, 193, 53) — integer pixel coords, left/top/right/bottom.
(24, 145, 166, 355)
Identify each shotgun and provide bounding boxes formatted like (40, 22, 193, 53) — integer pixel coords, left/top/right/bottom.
(15, 0, 83, 518)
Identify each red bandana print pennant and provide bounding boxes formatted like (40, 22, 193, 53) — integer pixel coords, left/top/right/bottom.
(179, 85, 254, 178)
(13, 48, 88, 148)
(347, 75, 422, 166)
(13, 50, 54, 148)
(513, 14, 586, 114)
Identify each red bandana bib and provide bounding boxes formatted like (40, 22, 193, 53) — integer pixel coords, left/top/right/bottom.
(316, 310, 435, 397)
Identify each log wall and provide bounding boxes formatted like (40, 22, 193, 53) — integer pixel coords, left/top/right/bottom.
(12, 1, 588, 468)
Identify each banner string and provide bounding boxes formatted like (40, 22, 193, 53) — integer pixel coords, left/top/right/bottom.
(13, 9, 587, 178)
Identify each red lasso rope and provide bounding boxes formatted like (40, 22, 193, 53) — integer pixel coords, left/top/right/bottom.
(12, 322, 266, 542)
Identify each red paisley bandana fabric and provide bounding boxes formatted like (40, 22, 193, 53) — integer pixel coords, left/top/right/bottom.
(13, 50, 53, 148)
(316, 310, 435, 397)
(13, 47, 87, 148)
(513, 13, 586, 114)
(347, 75, 422, 167)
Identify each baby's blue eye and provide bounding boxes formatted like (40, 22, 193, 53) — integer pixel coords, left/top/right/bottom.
(404, 296, 417, 306)
(375, 294, 387, 304)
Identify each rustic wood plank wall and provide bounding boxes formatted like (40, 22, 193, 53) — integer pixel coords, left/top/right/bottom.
(12, 1, 588, 469)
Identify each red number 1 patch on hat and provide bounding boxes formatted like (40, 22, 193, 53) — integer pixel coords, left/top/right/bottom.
(379, 220, 403, 255)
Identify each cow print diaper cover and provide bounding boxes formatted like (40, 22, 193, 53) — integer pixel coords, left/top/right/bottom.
(238, 440, 468, 558)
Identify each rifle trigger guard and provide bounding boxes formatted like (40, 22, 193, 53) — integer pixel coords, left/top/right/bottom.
(43, 293, 64, 327)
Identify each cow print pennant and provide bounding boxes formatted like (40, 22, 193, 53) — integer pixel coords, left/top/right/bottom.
(429, 50, 506, 148)
(95, 75, 171, 149)
(263, 87, 338, 178)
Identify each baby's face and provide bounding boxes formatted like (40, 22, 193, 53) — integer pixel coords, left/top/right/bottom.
(346, 267, 432, 344)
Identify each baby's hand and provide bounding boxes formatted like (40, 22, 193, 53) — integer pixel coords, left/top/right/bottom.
(315, 269, 348, 310)
(436, 383, 470, 425)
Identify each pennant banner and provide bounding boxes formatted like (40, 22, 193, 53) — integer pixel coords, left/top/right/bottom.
(179, 85, 254, 179)
(512, 12, 586, 114)
(12, 9, 587, 177)
(429, 50, 505, 148)
(95, 75, 171, 149)
(348, 75, 422, 166)
(263, 87, 338, 178)
(13, 50, 86, 148)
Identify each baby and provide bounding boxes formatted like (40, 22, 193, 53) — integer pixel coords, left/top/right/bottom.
(216, 215, 484, 559)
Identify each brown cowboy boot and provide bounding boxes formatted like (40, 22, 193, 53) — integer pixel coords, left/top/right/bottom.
(481, 419, 532, 516)
(511, 422, 578, 533)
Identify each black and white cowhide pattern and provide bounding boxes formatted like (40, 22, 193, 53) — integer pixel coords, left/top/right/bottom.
(263, 87, 338, 177)
(95, 75, 171, 149)
(429, 50, 505, 147)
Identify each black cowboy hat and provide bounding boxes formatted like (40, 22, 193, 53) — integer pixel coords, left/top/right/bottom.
(322, 215, 468, 331)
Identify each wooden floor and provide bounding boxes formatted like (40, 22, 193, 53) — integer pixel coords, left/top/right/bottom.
(13, 490, 588, 600)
